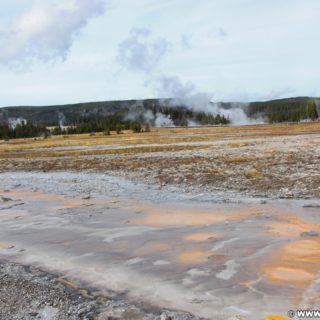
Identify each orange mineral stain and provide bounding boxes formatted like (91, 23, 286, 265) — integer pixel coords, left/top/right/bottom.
(0, 242, 11, 249)
(263, 238, 320, 287)
(184, 233, 218, 242)
(265, 315, 289, 320)
(0, 189, 116, 210)
(136, 242, 170, 254)
(264, 214, 320, 237)
(134, 206, 263, 227)
(0, 214, 21, 219)
(176, 251, 214, 264)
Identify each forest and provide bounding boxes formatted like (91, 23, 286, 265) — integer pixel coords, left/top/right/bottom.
(247, 98, 318, 122)
(0, 122, 49, 140)
(0, 97, 318, 139)
(0, 110, 230, 139)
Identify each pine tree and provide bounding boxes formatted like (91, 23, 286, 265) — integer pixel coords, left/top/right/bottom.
(306, 101, 318, 120)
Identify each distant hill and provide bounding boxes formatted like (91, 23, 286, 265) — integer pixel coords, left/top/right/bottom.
(247, 96, 320, 122)
(0, 96, 319, 127)
(0, 98, 230, 127)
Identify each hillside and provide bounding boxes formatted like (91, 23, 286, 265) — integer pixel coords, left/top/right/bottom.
(0, 97, 319, 129)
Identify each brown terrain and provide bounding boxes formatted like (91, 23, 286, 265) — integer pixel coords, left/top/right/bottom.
(0, 122, 320, 320)
(0, 122, 319, 198)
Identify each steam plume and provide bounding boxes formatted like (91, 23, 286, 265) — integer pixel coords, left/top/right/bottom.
(117, 28, 263, 125)
(8, 117, 27, 129)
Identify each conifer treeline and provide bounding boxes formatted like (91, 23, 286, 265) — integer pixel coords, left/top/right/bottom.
(1, 98, 318, 140)
(0, 109, 230, 139)
(52, 110, 229, 135)
(0, 122, 49, 140)
(248, 99, 318, 122)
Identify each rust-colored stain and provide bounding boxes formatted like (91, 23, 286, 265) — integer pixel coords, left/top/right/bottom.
(134, 206, 262, 227)
(1, 189, 117, 211)
(264, 214, 320, 237)
(184, 233, 218, 242)
(263, 238, 320, 287)
(0, 214, 21, 219)
(176, 251, 214, 264)
(111, 240, 130, 253)
(57, 278, 80, 289)
(136, 242, 170, 254)
(0, 242, 11, 249)
(265, 315, 289, 320)
(57, 278, 91, 298)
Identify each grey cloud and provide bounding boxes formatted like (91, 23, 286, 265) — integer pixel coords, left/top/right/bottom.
(155, 76, 196, 100)
(217, 27, 228, 38)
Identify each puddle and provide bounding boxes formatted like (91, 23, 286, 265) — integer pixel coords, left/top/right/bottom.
(0, 173, 319, 319)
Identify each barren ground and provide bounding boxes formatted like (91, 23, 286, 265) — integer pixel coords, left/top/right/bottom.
(0, 122, 319, 198)
(0, 123, 319, 320)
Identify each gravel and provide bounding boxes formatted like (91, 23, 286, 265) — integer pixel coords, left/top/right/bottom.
(0, 261, 201, 320)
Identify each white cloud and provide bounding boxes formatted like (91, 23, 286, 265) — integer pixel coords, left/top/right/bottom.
(117, 27, 170, 73)
(1, 0, 320, 106)
(0, 0, 105, 66)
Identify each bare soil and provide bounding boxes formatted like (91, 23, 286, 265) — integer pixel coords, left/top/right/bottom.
(0, 123, 319, 199)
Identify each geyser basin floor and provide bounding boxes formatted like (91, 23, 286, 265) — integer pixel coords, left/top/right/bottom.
(0, 122, 319, 199)
(0, 172, 320, 319)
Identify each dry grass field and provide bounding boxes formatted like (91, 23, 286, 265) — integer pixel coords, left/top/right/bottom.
(1, 122, 319, 198)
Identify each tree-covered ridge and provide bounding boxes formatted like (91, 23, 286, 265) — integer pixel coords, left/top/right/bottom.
(0, 99, 230, 127)
(0, 109, 230, 139)
(247, 98, 319, 122)
(0, 97, 319, 139)
(0, 122, 49, 140)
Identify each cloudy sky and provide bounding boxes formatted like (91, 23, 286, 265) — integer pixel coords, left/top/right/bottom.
(0, 0, 319, 106)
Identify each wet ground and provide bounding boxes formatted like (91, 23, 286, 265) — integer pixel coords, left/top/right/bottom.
(0, 172, 319, 319)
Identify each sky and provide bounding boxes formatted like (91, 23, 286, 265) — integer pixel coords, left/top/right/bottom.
(0, 0, 319, 106)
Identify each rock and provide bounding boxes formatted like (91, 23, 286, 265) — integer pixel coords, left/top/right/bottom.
(301, 231, 320, 238)
(0, 196, 12, 202)
(303, 204, 320, 208)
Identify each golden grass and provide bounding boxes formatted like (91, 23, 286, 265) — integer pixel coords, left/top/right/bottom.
(0, 122, 319, 198)
(0, 144, 213, 159)
(245, 168, 260, 178)
(224, 156, 258, 163)
(0, 122, 319, 154)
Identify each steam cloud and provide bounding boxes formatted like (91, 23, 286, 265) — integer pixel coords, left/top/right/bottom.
(8, 117, 27, 129)
(156, 76, 262, 125)
(125, 105, 174, 127)
(57, 111, 66, 128)
(117, 28, 261, 125)
(0, 0, 106, 66)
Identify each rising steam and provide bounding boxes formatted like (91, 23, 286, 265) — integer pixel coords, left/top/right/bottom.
(117, 28, 262, 125)
(8, 117, 27, 129)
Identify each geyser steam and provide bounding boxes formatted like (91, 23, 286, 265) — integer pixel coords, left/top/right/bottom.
(117, 28, 262, 125)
